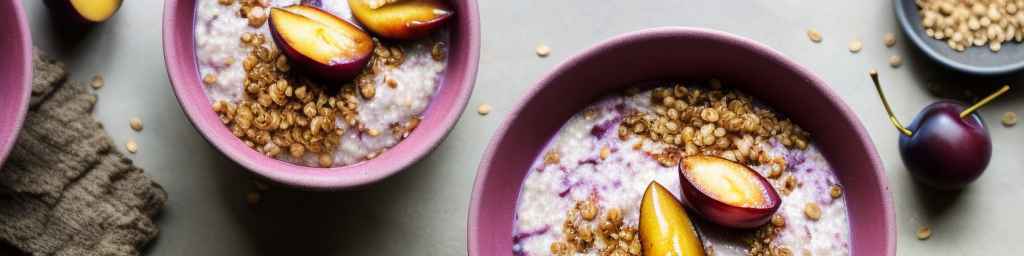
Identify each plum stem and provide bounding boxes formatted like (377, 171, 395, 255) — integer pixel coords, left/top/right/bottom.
(869, 70, 913, 137)
(960, 85, 1010, 118)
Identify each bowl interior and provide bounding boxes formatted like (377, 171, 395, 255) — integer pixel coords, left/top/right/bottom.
(470, 28, 894, 255)
(163, 0, 479, 189)
(0, 0, 32, 165)
(895, 0, 1024, 75)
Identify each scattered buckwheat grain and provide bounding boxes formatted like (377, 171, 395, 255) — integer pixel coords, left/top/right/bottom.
(807, 28, 823, 43)
(535, 44, 551, 57)
(1003, 111, 1018, 126)
(91, 74, 104, 89)
(203, 73, 218, 85)
(849, 39, 863, 53)
(889, 55, 903, 67)
(917, 226, 932, 240)
(883, 32, 897, 47)
(129, 117, 143, 131)
(477, 103, 492, 115)
(126, 140, 138, 154)
(804, 202, 822, 220)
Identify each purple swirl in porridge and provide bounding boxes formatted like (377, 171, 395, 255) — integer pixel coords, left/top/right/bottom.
(194, 0, 451, 167)
(512, 81, 851, 255)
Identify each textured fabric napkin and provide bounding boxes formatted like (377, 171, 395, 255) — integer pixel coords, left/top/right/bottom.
(0, 49, 167, 256)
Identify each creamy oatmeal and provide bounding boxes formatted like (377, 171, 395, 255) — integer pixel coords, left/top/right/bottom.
(194, 0, 449, 167)
(512, 82, 851, 255)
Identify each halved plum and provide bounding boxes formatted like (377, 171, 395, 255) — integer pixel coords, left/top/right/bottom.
(640, 181, 706, 256)
(348, 0, 454, 40)
(678, 156, 781, 229)
(269, 5, 374, 82)
(44, 0, 122, 24)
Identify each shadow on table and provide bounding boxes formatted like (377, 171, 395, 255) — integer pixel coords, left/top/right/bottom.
(211, 149, 462, 255)
(31, 5, 123, 63)
(902, 41, 1024, 104)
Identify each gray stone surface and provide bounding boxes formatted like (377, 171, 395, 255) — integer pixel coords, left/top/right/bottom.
(22, 0, 1024, 255)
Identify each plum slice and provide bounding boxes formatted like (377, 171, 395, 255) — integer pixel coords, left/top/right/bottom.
(678, 156, 781, 229)
(348, 0, 454, 40)
(44, 0, 122, 24)
(639, 181, 706, 256)
(269, 5, 374, 82)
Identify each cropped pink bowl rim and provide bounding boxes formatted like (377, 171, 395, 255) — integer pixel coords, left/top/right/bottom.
(0, 0, 32, 166)
(163, 0, 480, 189)
(469, 27, 895, 255)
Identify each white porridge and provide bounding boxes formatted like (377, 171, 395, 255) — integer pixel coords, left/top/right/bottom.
(194, 0, 449, 167)
(512, 82, 851, 255)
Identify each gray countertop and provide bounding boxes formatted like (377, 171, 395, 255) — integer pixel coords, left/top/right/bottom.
(22, 0, 1024, 255)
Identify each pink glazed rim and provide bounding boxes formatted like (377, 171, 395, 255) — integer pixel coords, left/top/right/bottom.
(163, 0, 480, 189)
(468, 27, 895, 255)
(0, 0, 32, 166)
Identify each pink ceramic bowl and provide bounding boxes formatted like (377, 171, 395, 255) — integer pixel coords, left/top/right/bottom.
(0, 0, 32, 166)
(163, 0, 479, 189)
(469, 27, 895, 255)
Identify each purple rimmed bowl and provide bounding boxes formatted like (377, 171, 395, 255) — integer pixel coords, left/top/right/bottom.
(163, 0, 479, 190)
(0, 0, 32, 166)
(469, 27, 895, 255)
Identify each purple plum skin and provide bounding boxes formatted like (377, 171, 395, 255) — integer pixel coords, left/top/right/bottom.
(899, 100, 991, 190)
(267, 12, 373, 83)
(678, 160, 781, 229)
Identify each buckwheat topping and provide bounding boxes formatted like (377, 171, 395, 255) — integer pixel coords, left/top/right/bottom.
(432, 41, 447, 61)
(804, 202, 822, 221)
(209, 3, 434, 166)
(203, 73, 218, 85)
(552, 200, 641, 256)
(620, 82, 809, 169)
(771, 214, 786, 227)
(212, 39, 351, 160)
(830, 184, 843, 199)
(747, 223, 787, 256)
(238, 0, 270, 28)
(365, 0, 400, 9)
(477, 103, 492, 115)
(889, 55, 903, 68)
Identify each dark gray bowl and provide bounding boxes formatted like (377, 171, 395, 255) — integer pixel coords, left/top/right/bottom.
(895, 0, 1024, 75)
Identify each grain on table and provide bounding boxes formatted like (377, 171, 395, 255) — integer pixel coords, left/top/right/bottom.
(849, 39, 863, 53)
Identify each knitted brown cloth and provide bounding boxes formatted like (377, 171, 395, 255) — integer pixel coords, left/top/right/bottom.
(0, 49, 167, 256)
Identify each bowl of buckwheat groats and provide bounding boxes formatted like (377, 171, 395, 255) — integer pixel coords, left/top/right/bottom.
(896, 0, 1024, 75)
(163, 0, 479, 189)
(469, 27, 896, 256)
(0, 0, 32, 166)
